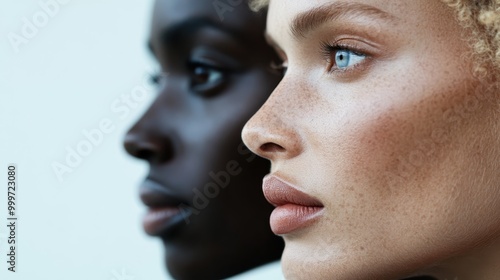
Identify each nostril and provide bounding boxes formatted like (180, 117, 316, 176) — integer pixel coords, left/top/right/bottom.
(123, 138, 155, 160)
(134, 148, 156, 161)
(260, 142, 286, 153)
(124, 134, 175, 163)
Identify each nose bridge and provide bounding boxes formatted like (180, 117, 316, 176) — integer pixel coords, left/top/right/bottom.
(126, 94, 165, 138)
(242, 77, 304, 161)
(123, 81, 182, 163)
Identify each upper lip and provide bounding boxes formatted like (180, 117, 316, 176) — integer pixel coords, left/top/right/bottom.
(139, 178, 187, 208)
(262, 175, 323, 208)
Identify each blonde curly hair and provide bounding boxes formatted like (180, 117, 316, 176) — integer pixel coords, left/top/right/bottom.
(250, 0, 500, 76)
(443, 0, 500, 77)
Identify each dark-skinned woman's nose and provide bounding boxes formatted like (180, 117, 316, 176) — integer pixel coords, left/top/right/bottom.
(123, 107, 175, 165)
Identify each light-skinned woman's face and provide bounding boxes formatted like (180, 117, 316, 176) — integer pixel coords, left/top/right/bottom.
(124, 0, 284, 279)
(243, 0, 500, 279)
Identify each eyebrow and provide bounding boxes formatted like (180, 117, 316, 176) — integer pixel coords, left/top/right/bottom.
(290, 2, 398, 39)
(147, 17, 241, 55)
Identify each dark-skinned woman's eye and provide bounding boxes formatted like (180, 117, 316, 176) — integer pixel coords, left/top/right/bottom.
(188, 62, 227, 96)
(192, 65, 223, 85)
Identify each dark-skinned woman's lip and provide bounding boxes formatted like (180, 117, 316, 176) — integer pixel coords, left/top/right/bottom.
(263, 175, 324, 235)
(139, 178, 186, 208)
(143, 206, 186, 236)
(139, 178, 190, 237)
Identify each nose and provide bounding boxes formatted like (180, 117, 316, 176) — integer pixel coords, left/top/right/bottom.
(123, 100, 175, 164)
(242, 81, 303, 162)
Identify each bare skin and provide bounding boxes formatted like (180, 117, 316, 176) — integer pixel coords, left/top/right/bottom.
(124, 0, 284, 279)
(242, 0, 500, 279)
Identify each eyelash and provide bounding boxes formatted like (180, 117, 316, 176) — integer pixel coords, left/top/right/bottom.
(148, 61, 226, 84)
(148, 61, 228, 97)
(320, 41, 369, 74)
(268, 42, 371, 78)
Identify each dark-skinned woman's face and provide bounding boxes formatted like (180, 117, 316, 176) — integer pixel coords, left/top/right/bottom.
(123, 0, 284, 279)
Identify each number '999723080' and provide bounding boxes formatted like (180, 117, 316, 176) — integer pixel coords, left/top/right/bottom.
(7, 165, 17, 272)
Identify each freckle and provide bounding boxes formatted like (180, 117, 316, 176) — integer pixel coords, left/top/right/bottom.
(360, 246, 365, 251)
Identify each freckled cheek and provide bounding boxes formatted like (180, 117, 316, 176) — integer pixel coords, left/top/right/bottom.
(315, 119, 412, 216)
(325, 93, 450, 201)
(348, 111, 419, 175)
(347, 71, 466, 174)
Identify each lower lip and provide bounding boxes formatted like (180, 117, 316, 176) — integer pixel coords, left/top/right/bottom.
(143, 207, 185, 236)
(270, 204, 323, 235)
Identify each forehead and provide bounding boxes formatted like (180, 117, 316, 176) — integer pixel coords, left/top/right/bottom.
(152, 0, 264, 37)
(266, 0, 455, 47)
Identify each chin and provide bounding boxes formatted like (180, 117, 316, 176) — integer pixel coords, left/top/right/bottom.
(280, 239, 439, 280)
(165, 253, 218, 280)
(164, 246, 250, 280)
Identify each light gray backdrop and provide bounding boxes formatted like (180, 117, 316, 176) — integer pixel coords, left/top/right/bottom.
(0, 1, 168, 279)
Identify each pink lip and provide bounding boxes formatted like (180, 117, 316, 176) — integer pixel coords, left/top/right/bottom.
(263, 175, 324, 235)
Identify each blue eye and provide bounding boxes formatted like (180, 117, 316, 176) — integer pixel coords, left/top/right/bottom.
(335, 50, 366, 69)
